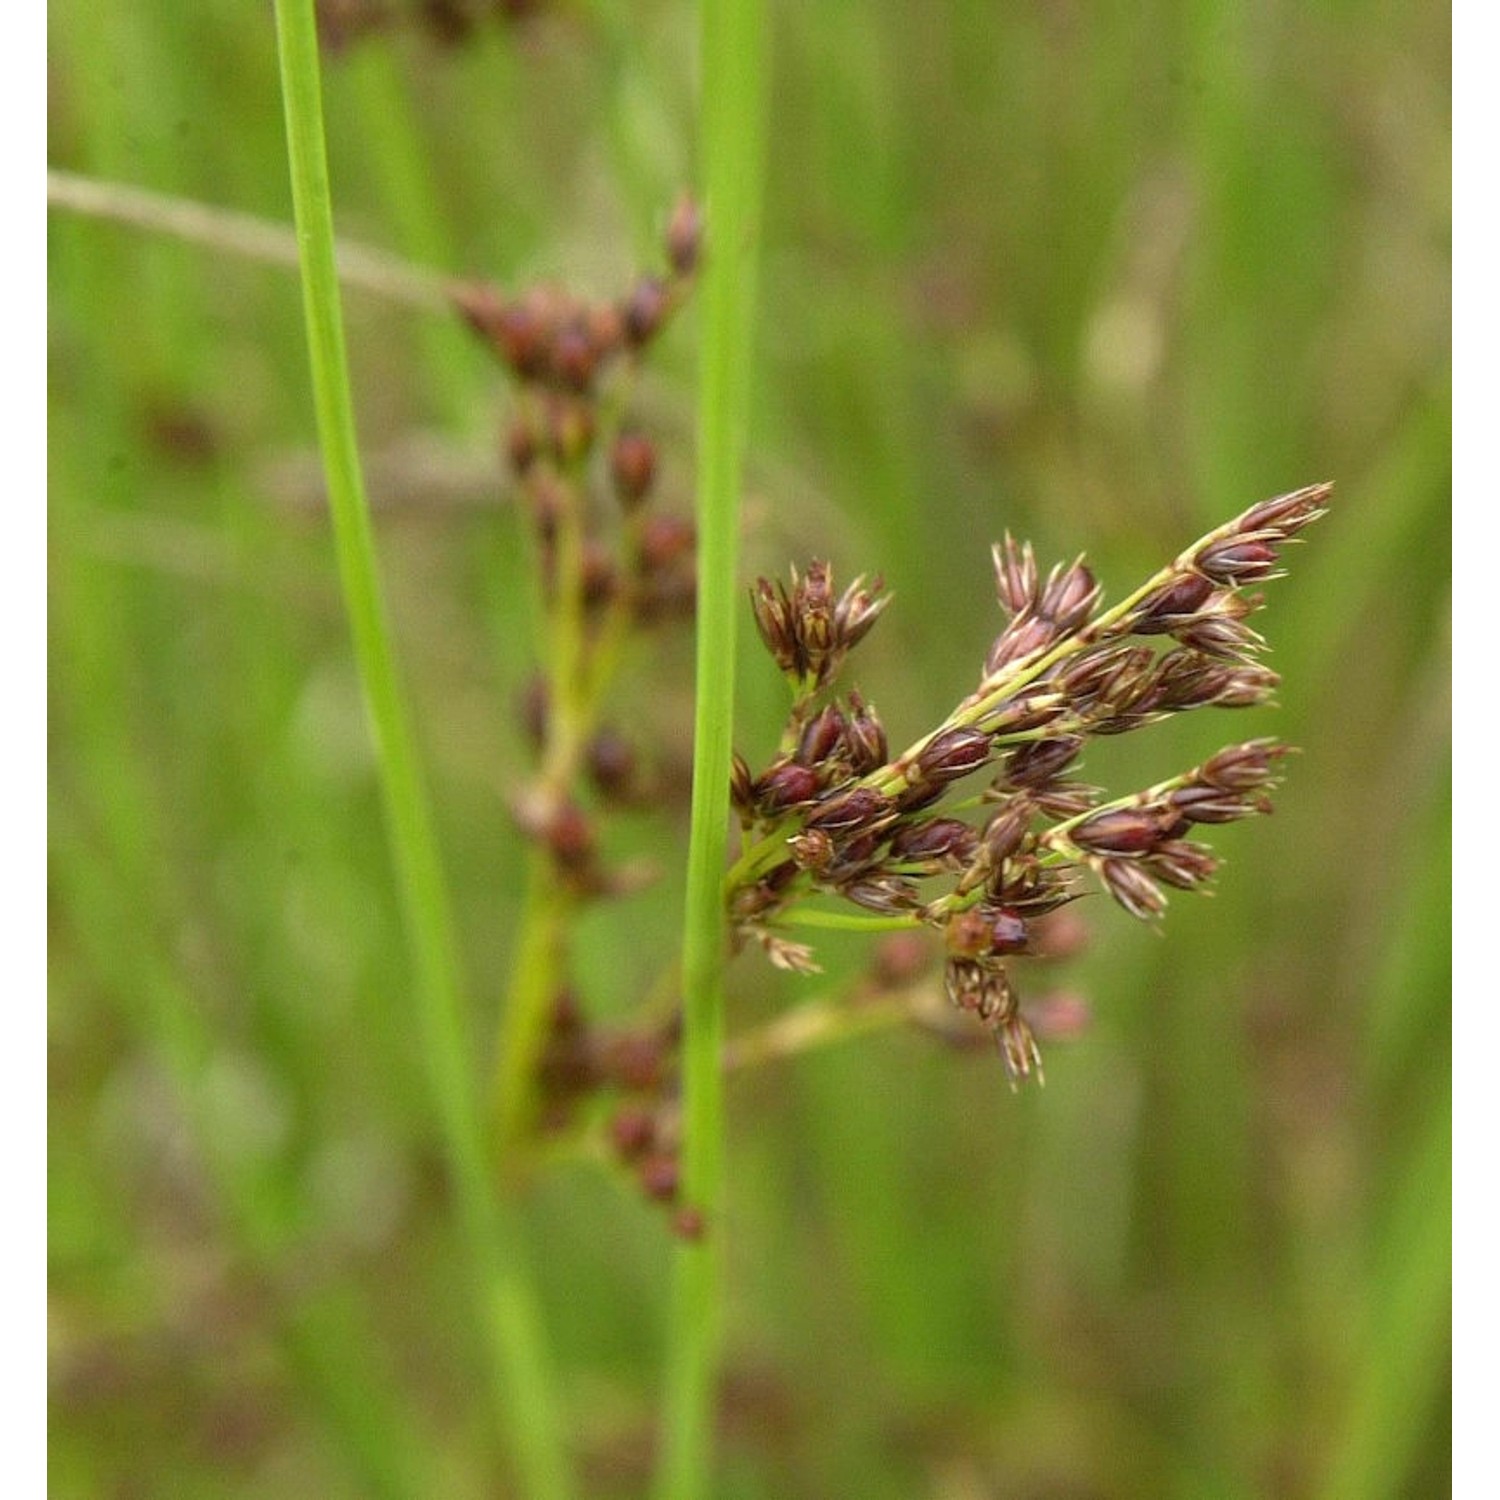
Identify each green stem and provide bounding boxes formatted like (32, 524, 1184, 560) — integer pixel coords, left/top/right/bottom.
(775, 907, 923, 933)
(270, 6, 574, 1495)
(492, 847, 569, 1155)
(653, 0, 769, 1494)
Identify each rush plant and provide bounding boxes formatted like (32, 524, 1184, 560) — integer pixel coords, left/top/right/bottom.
(273, 0, 1330, 1491)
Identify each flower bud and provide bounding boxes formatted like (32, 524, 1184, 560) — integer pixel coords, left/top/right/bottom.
(1070, 807, 1165, 856)
(795, 704, 849, 768)
(1200, 739, 1290, 791)
(637, 514, 695, 574)
(609, 1105, 657, 1160)
(639, 1152, 680, 1202)
(622, 275, 671, 345)
(587, 729, 637, 799)
(992, 535, 1038, 615)
(552, 321, 598, 391)
(1194, 537, 1280, 584)
(1038, 559, 1100, 631)
(1146, 840, 1218, 889)
(844, 692, 889, 773)
(913, 726, 993, 786)
(803, 786, 893, 838)
(1097, 857, 1168, 921)
(1004, 736, 1083, 789)
(1133, 572, 1214, 632)
(889, 818, 980, 866)
(1167, 785, 1259, 825)
(840, 877, 920, 915)
(1237, 482, 1332, 538)
(754, 762, 821, 814)
(665, 193, 703, 277)
(610, 431, 657, 508)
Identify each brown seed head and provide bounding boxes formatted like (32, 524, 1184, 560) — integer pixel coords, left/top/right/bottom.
(730, 751, 756, 816)
(551, 320, 598, 392)
(1200, 738, 1291, 791)
(1236, 482, 1332, 539)
(889, 817, 980, 867)
(639, 1152, 680, 1202)
(1070, 806, 1167, 857)
(544, 801, 597, 868)
(666, 193, 704, 277)
(795, 704, 849, 768)
(1038, 558, 1101, 631)
(840, 877, 921, 915)
(803, 786, 894, 839)
(992, 535, 1039, 616)
(622, 275, 671, 345)
(1167, 784, 1264, 825)
(610, 430, 657, 508)
(1145, 840, 1219, 890)
(978, 799, 1034, 869)
(844, 691, 889, 773)
(1097, 857, 1168, 921)
(985, 615, 1059, 675)
(995, 1011, 1044, 1089)
(638, 514, 696, 574)
(609, 1105, 657, 1160)
(912, 726, 993, 786)
(587, 730, 637, 799)
(1003, 736, 1084, 790)
(1134, 571, 1217, 633)
(754, 761, 822, 814)
(671, 1206, 707, 1241)
(1195, 536, 1282, 585)
(788, 828, 836, 873)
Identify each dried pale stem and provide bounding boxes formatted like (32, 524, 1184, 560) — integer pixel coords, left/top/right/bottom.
(47, 167, 453, 312)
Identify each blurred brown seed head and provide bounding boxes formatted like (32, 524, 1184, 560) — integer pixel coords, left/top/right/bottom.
(666, 193, 704, 277)
(610, 431, 658, 508)
(622, 275, 671, 346)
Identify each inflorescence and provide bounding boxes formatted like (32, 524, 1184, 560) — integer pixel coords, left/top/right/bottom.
(453, 192, 1329, 1222)
(729, 483, 1331, 1086)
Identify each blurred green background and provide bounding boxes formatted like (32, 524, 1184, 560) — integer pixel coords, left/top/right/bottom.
(48, 2, 1450, 1496)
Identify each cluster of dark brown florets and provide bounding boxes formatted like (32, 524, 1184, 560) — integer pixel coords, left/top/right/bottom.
(729, 483, 1331, 1085)
(457, 200, 706, 1229)
(457, 196, 702, 897)
(528, 993, 705, 1235)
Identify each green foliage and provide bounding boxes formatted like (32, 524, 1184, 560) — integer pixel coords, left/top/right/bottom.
(49, 0, 1450, 1495)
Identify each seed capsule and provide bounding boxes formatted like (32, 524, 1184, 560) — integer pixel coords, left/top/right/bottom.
(622, 275, 671, 345)
(913, 726, 993, 785)
(803, 786, 893, 839)
(754, 762, 821, 814)
(610, 431, 657, 507)
(1133, 572, 1215, 632)
(1097, 857, 1168, 921)
(665, 193, 703, 277)
(1195, 537, 1281, 584)
(1070, 807, 1165, 856)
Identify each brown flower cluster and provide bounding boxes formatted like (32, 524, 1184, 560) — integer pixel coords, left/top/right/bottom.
(460, 196, 702, 893)
(730, 483, 1331, 1085)
(457, 199, 706, 1229)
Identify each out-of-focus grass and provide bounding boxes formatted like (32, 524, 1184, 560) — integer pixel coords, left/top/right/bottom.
(49, 1, 1449, 1496)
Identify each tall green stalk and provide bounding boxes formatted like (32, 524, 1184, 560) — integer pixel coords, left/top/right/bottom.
(653, 0, 770, 1495)
(271, 6, 574, 1496)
